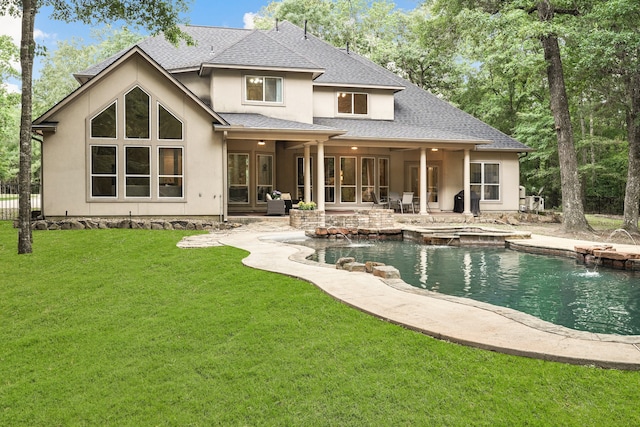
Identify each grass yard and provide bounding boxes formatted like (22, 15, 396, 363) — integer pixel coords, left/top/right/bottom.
(1, 221, 639, 426)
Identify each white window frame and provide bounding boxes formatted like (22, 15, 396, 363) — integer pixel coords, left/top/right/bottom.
(90, 101, 118, 139)
(471, 162, 501, 201)
(244, 75, 283, 104)
(229, 153, 250, 204)
(124, 146, 151, 199)
(340, 156, 357, 203)
(336, 91, 368, 116)
(124, 85, 151, 140)
(157, 102, 184, 141)
(158, 146, 184, 199)
(90, 144, 118, 198)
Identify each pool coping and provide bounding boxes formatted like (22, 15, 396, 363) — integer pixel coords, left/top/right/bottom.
(217, 230, 640, 370)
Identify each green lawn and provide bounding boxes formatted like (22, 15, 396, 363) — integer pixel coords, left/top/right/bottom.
(1, 222, 639, 426)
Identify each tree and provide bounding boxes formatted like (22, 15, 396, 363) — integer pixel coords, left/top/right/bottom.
(33, 26, 144, 117)
(0, 0, 191, 254)
(254, 1, 465, 98)
(0, 34, 20, 183)
(574, 0, 640, 232)
(431, 0, 591, 232)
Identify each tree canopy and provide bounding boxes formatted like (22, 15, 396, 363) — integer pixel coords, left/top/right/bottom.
(1, 0, 192, 254)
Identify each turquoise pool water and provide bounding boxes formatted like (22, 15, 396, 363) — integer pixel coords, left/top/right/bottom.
(307, 240, 640, 335)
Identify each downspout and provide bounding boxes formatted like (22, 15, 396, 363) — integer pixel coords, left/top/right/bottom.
(31, 132, 43, 219)
(222, 130, 228, 222)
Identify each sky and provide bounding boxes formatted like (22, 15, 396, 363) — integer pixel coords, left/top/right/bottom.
(0, 0, 419, 92)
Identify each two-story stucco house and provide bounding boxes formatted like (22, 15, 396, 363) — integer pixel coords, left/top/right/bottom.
(32, 21, 531, 220)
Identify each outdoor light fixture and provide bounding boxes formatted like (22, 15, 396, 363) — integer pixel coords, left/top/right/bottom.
(431, 148, 439, 151)
(351, 146, 358, 150)
(258, 140, 266, 145)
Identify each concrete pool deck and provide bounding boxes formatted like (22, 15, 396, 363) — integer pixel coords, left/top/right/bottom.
(192, 227, 640, 370)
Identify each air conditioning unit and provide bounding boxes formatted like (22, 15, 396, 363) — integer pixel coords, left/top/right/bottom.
(525, 195, 544, 212)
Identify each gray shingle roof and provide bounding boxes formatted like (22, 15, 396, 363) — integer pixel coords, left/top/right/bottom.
(265, 22, 404, 89)
(206, 30, 323, 72)
(220, 113, 339, 132)
(77, 21, 530, 151)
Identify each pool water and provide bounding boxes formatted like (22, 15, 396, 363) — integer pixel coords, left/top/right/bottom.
(307, 240, 640, 335)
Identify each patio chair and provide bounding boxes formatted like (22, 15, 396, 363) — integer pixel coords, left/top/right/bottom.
(387, 191, 401, 211)
(399, 192, 415, 214)
(370, 192, 388, 209)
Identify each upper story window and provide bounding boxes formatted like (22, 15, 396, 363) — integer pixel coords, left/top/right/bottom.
(90, 102, 117, 138)
(125, 86, 150, 139)
(337, 92, 368, 115)
(245, 76, 283, 103)
(158, 104, 183, 140)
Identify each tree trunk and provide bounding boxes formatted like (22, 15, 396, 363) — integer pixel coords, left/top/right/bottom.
(18, 1, 36, 254)
(623, 70, 640, 233)
(538, 1, 590, 232)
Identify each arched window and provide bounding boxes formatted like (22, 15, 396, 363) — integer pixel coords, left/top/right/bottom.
(125, 86, 150, 139)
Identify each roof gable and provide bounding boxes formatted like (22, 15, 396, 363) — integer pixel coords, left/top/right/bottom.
(35, 46, 227, 127)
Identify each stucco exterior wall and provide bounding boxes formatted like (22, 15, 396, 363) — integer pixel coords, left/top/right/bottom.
(174, 71, 211, 105)
(210, 69, 314, 123)
(313, 86, 395, 120)
(41, 55, 224, 218)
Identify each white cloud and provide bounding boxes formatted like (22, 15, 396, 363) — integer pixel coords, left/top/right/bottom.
(2, 81, 20, 93)
(0, 13, 53, 44)
(243, 13, 256, 29)
(0, 14, 22, 44)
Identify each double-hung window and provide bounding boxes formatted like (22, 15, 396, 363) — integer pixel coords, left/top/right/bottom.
(337, 92, 368, 115)
(471, 162, 500, 201)
(245, 76, 283, 103)
(125, 147, 151, 198)
(158, 147, 183, 198)
(90, 146, 117, 197)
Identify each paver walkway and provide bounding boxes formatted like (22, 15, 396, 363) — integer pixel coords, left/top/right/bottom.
(179, 226, 640, 370)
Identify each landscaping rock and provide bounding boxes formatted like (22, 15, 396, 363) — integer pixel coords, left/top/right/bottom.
(372, 265, 401, 279)
(335, 257, 356, 270)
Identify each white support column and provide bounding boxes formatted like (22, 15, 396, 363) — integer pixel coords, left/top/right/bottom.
(304, 144, 311, 203)
(419, 147, 429, 215)
(463, 149, 471, 215)
(316, 141, 325, 211)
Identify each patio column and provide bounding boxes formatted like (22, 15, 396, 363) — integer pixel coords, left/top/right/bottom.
(419, 147, 429, 215)
(463, 148, 471, 215)
(316, 141, 325, 211)
(304, 144, 311, 203)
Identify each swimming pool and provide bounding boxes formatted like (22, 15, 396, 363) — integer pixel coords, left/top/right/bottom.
(307, 240, 640, 336)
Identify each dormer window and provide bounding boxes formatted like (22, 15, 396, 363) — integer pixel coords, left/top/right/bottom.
(337, 92, 368, 115)
(245, 76, 283, 103)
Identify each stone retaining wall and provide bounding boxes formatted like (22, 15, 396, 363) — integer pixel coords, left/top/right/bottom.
(26, 218, 237, 231)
